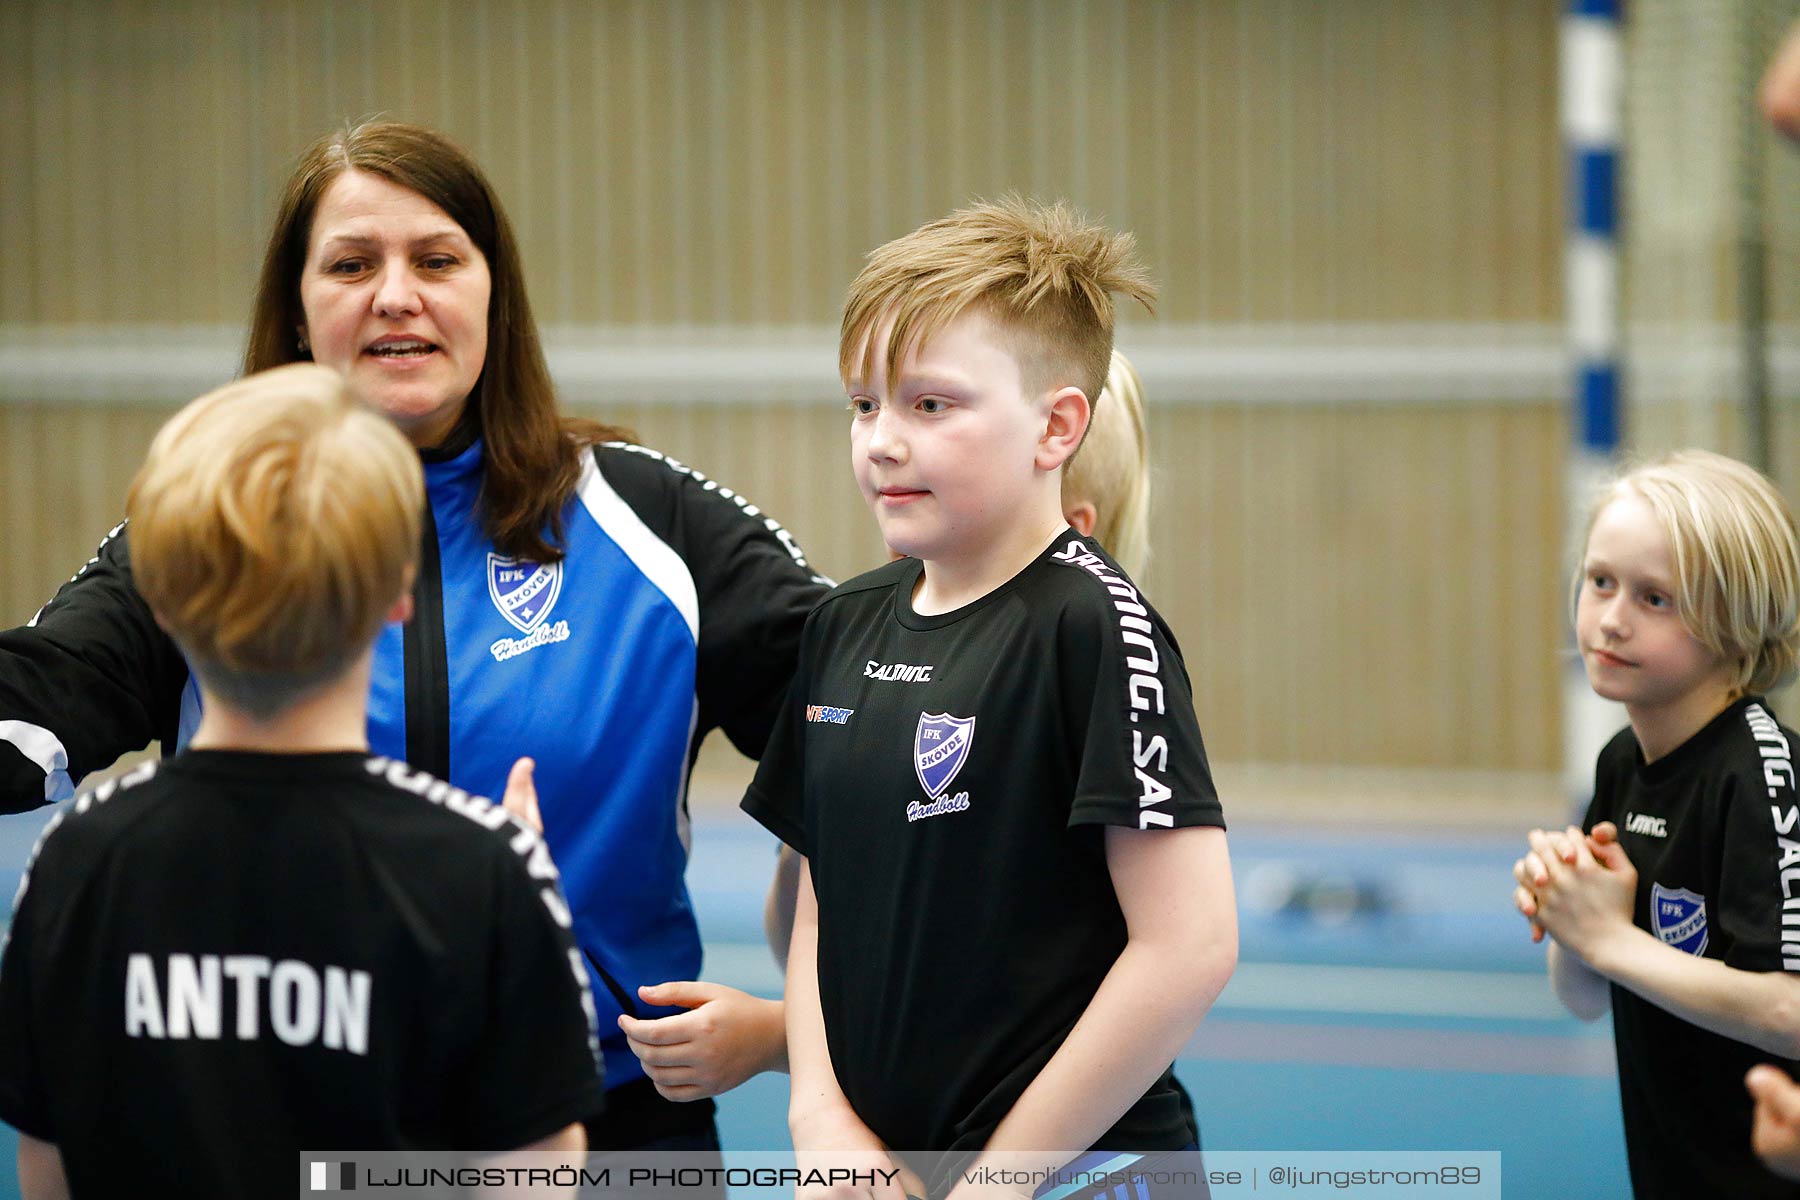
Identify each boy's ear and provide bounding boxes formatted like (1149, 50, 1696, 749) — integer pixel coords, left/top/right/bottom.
(1064, 500, 1098, 537)
(1037, 386, 1091, 472)
(387, 564, 418, 624)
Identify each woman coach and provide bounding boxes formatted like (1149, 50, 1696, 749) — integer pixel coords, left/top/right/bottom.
(0, 120, 825, 1154)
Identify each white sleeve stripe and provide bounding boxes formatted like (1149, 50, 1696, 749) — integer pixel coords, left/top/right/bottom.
(674, 696, 698, 858)
(575, 454, 701, 644)
(0, 719, 74, 803)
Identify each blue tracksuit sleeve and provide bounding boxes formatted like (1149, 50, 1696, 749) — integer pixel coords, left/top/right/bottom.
(591, 443, 830, 760)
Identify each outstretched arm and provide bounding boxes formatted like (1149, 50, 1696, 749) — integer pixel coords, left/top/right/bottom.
(0, 524, 188, 812)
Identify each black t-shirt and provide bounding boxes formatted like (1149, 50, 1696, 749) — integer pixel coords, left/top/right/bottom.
(0, 750, 603, 1198)
(1583, 698, 1800, 1200)
(743, 532, 1225, 1159)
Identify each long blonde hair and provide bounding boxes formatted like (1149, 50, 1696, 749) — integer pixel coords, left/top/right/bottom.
(1064, 349, 1151, 577)
(1578, 449, 1800, 695)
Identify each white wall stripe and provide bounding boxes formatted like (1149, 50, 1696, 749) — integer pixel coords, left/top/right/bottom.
(0, 322, 1577, 407)
(12, 316, 1786, 411)
(573, 452, 700, 645)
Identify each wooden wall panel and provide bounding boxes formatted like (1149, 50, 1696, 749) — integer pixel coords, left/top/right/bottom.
(0, 0, 1610, 780)
(1144, 401, 1565, 771)
(0, 398, 1567, 773)
(1, 0, 1563, 329)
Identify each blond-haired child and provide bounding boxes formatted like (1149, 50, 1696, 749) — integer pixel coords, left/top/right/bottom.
(621, 348, 1166, 1118)
(1064, 348, 1152, 579)
(742, 199, 1236, 1197)
(1515, 449, 1800, 1199)
(0, 366, 600, 1198)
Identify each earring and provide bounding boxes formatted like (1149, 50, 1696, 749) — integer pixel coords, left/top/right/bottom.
(297, 329, 311, 355)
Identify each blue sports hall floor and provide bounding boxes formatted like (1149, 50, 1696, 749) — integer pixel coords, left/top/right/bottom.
(0, 805, 1630, 1199)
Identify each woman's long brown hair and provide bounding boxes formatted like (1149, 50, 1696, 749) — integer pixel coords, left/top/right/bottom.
(245, 120, 627, 564)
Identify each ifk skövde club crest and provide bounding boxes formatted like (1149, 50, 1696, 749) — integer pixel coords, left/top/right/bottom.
(914, 712, 975, 799)
(1650, 882, 1709, 956)
(487, 553, 563, 634)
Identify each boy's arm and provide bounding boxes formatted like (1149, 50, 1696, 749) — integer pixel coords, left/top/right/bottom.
(956, 826, 1236, 1183)
(471, 1123, 585, 1199)
(1580, 934, 1800, 1058)
(784, 858, 889, 1155)
(783, 859, 918, 1199)
(618, 983, 786, 1099)
(505, 762, 785, 1100)
(16, 1134, 69, 1200)
(1514, 838, 1612, 1020)
(1546, 940, 1612, 1021)
(1531, 825, 1800, 1058)
(765, 844, 802, 971)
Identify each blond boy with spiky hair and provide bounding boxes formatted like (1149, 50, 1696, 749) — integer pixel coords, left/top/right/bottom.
(624, 358, 1165, 1112)
(742, 199, 1237, 1197)
(0, 365, 600, 1199)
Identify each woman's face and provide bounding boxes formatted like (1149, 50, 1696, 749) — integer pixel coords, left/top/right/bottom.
(298, 170, 492, 448)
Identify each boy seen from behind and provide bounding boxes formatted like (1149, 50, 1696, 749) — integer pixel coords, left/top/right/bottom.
(0, 365, 601, 1199)
(743, 200, 1237, 1198)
